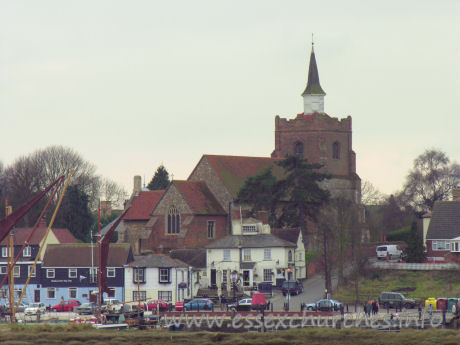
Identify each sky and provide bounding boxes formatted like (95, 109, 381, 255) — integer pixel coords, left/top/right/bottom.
(1, 0, 459, 197)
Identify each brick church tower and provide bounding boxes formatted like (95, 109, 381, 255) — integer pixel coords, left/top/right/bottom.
(271, 43, 361, 202)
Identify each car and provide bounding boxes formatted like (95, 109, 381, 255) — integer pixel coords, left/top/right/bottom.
(74, 302, 98, 315)
(24, 302, 47, 315)
(183, 298, 213, 311)
(175, 301, 184, 311)
(378, 292, 416, 309)
(301, 299, 342, 312)
(228, 298, 253, 312)
(102, 298, 123, 313)
(142, 299, 172, 312)
(376, 245, 403, 260)
(0, 301, 29, 313)
(50, 300, 81, 312)
(281, 280, 303, 296)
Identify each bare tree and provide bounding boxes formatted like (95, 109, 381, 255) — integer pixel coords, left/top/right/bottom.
(402, 149, 459, 211)
(361, 180, 386, 205)
(100, 178, 128, 209)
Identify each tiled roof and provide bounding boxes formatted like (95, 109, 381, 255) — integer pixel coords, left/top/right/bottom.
(206, 234, 296, 249)
(168, 248, 206, 268)
(123, 190, 164, 220)
(126, 254, 187, 268)
(201, 155, 284, 198)
(272, 228, 301, 245)
(0, 224, 76, 246)
(173, 181, 226, 215)
(42, 243, 133, 267)
(426, 201, 460, 240)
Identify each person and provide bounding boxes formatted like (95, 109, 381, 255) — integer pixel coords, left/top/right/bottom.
(390, 313, 394, 326)
(372, 300, 377, 315)
(452, 302, 456, 315)
(365, 302, 371, 317)
(428, 303, 433, 318)
(418, 304, 422, 320)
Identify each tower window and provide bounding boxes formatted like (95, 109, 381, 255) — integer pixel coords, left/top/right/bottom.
(332, 142, 340, 159)
(294, 142, 304, 158)
(167, 206, 180, 234)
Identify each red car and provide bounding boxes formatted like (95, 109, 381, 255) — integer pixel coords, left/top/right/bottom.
(143, 299, 171, 311)
(175, 302, 184, 311)
(50, 300, 81, 312)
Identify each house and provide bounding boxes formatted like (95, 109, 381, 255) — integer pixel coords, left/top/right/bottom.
(168, 248, 208, 295)
(41, 243, 133, 304)
(141, 180, 228, 253)
(0, 220, 76, 304)
(206, 217, 305, 291)
(124, 254, 190, 304)
(272, 228, 306, 280)
(425, 200, 460, 262)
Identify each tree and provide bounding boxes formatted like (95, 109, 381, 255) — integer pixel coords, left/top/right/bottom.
(55, 185, 94, 242)
(101, 178, 127, 209)
(147, 165, 170, 191)
(402, 149, 459, 212)
(361, 180, 386, 205)
(405, 221, 426, 263)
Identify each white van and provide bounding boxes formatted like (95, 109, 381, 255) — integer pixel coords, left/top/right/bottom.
(376, 245, 403, 260)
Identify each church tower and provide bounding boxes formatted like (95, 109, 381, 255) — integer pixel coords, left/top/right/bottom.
(271, 43, 361, 202)
(302, 43, 326, 114)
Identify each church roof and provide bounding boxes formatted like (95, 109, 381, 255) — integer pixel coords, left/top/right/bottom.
(123, 190, 165, 220)
(173, 180, 226, 215)
(301, 46, 326, 96)
(201, 155, 284, 198)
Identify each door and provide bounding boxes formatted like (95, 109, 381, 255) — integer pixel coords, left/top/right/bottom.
(210, 269, 217, 288)
(34, 290, 40, 303)
(243, 270, 250, 286)
(89, 290, 97, 303)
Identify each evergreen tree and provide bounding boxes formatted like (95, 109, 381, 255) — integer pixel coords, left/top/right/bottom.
(147, 165, 170, 190)
(405, 221, 426, 263)
(55, 185, 94, 242)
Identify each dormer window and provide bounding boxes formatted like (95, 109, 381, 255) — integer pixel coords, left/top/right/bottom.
(23, 246, 31, 257)
(167, 206, 180, 234)
(295, 142, 304, 158)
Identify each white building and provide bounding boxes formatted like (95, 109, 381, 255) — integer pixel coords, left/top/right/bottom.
(124, 254, 191, 304)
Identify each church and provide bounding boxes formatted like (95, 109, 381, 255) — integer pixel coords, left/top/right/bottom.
(121, 44, 361, 257)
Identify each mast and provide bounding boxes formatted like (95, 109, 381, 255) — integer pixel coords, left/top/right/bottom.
(97, 200, 102, 322)
(5, 202, 14, 322)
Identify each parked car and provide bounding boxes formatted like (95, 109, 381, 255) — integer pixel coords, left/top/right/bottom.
(376, 245, 403, 260)
(0, 301, 29, 313)
(24, 302, 46, 315)
(50, 300, 81, 312)
(378, 292, 416, 309)
(183, 298, 213, 311)
(281, 280, 303, 296)
(102, 298, 122, 312)
(228, 298, 253, 312)
(301, 299, 342, 311)
(74, 302, 98, 315)
(142, 299, 172, 312)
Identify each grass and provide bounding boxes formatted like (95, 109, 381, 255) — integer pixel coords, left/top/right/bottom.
(333, 270, 460, 304)
(1, 324, 460, 345)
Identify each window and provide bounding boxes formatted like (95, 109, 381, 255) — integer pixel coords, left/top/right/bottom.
(90, 268, 98, 283)
(242, 225, 258, 233)
(264, 248, 271, 261)
(2, 247, 10, 257)
(107, 268, 116, 278)
(28, 265, 36, 278)
(0, 288, 7, 298)
(47, 288, 56, 299)
(159, 291, 172, 302)
(0, 266, 6, 274)
(13, 266, 20, 278)
(332, 142, 340, 159)
(107, 287, 115, 298)
(23, 246, 31, 257)
(133, 268, 145, 283)
(288, 250, 293, 262)
(132, 290, 146, 301)
(69, 288, 77, 299)
(223, 249, 231, 261)
(167, 206, 180, 234)
(69, 268, 77, 279)
(46, 269, 55, 278)
(263, 269, 273, 282)
(243, 248, 251, 261)
(295, 142, 304, 158)
(159, 268, 170, 283)
(222, 270, 227, 285)
(207, 221, 215, 239)
(433, 240, 450, 251)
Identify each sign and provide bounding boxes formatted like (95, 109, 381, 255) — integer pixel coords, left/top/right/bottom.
(178, 282, 187, 289)
(231, 273, 237, 282)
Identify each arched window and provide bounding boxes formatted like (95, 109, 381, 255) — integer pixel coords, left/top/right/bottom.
(294, 142, 304, 158)
(332, 142, 340, 159)
(288, 250, 293, 262)
(167, 206, 180, 234)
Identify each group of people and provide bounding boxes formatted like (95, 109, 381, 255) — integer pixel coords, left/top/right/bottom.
(364, 300, 380, 316)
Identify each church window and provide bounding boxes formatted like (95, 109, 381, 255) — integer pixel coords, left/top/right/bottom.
(332, 142, 340, 159)
(167, 206, 180, 234)
(294, 142, 304, 158)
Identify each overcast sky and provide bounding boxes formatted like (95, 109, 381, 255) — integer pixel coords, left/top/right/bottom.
(1, 0, 459, 197)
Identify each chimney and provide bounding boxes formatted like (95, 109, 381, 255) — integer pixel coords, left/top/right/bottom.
(133, 175, 142, 196)
(453, 187, 460, 201)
